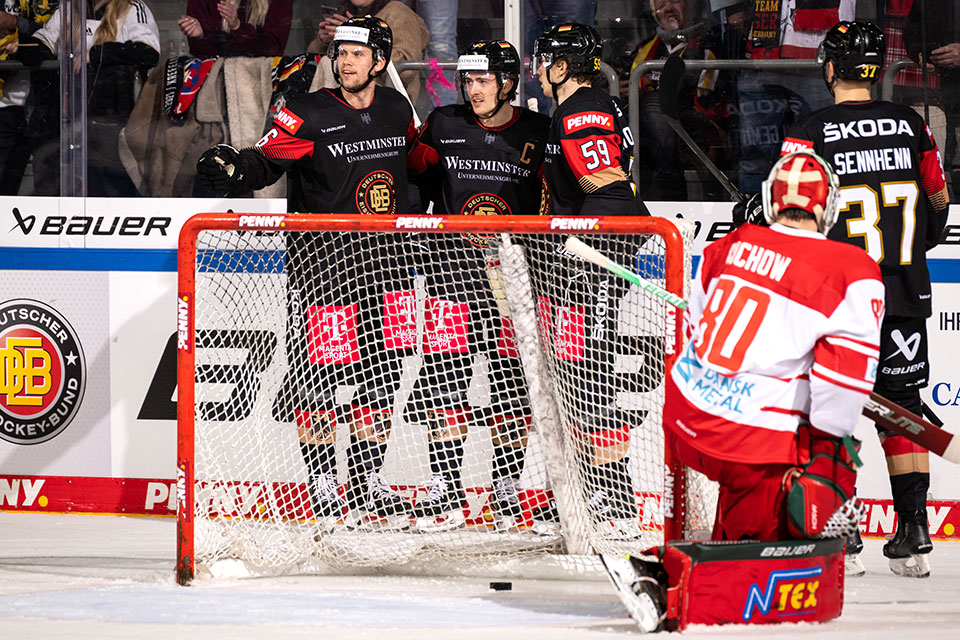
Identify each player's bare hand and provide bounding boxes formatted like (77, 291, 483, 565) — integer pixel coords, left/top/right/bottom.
(1, 40, 18, 55)
(178, 15, 203, 39)
(930, 43, 960, 69)
(217, 1, 241, 31)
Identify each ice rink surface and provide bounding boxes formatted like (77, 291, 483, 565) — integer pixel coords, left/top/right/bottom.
(1, 513, 959, 639)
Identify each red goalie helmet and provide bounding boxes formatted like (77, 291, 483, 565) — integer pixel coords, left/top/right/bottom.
(762, 151, 840, 234)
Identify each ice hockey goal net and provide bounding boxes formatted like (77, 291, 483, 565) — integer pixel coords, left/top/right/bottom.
(176, 213, 714, 584)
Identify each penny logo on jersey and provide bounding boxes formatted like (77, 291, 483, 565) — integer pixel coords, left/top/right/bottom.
(356, 170, 396, 214)
(460, 193, 512, 247)
(0, 299, 86, 445)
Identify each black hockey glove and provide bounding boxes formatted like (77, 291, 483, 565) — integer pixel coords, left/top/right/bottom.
(197, 144, 243, 195)
(731, 193, 765, 228)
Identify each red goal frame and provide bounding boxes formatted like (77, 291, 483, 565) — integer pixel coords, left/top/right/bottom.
(176, 213, 688, 584)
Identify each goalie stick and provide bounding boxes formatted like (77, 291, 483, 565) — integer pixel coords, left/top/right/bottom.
(563, 236, 960, 464)
(658, 55, 744, 203)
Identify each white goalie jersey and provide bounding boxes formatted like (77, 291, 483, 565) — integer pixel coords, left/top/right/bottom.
(664, 222, 885, 465)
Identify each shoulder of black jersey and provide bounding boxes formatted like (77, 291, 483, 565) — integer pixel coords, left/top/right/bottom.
(519, 108, 551, 132)
(374, 85, 414, 116)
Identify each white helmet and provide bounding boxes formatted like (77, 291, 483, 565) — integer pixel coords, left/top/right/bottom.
(762, 150, 841, 234)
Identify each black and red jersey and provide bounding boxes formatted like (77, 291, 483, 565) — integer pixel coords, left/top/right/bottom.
(234, 85, 418, 214)
(782, 100, 949, 318)
(543, 86, 638, 215)
(409, 104, 550, 219)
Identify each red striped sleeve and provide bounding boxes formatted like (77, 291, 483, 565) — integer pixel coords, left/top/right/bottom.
(254, 127, 314, 161)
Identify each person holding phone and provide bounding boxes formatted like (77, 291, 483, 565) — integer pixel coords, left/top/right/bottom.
(307, 0, 428, 103)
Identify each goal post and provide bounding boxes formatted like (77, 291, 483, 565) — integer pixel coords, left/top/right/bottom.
(176, 213, 712, 585)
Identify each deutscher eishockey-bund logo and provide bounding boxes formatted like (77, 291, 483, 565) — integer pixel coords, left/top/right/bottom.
(0, 299, 86, 445)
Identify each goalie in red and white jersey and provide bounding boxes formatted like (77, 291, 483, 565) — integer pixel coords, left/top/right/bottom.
(664, 150, 884, 543)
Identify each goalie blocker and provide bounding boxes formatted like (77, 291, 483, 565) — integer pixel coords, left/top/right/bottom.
(603, 538, 845, 633)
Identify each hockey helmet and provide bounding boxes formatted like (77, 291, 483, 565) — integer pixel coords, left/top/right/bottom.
(817, 20, 885, 85)
(331, 16, 393, 69)
(457, 40, 521, 100)
(762, 151, 840, 234)
(531, 23, 602, 80)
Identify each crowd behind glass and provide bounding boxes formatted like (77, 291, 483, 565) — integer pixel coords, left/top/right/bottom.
(0, 0, 956, 203)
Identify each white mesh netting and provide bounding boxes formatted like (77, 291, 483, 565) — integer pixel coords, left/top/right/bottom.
(181, 216, 715, 578)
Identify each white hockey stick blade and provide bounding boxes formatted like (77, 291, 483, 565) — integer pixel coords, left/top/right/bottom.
(563, 237, 688, 310)
(386, 60, 422, 127)
(600, 554, 666, 633)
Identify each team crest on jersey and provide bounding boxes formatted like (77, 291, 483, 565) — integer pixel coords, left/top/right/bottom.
(460, 193, 512, 247)
(356, 170, 396, 214)
(0, 299, 86, 445)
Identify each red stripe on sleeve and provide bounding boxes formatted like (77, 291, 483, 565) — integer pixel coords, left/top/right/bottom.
(814, 338, 876, 387)
(254, 128, 314, 161)
(919, 147, 947, 200)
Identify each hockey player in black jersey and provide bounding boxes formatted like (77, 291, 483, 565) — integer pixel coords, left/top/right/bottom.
(531, 23, 645, 538)
(781, 20, 950, 578)
(406, 40, 550, 533)
(196, 16, 420, 532)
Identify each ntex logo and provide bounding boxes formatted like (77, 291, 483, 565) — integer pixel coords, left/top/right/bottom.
(395, 216, 444, 230)
(743, 567, 822, 621)
(549, 217, 600, 231)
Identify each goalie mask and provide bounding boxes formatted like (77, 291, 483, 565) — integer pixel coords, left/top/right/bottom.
(331, 16, 393, 92)
(762, 151, 840, 234)
(457, 40, 521, 118)
(531, 23, 601, 94)
(817, 20, 885, 89)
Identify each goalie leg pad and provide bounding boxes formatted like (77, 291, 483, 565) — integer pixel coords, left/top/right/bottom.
(651, 539, 845, 631)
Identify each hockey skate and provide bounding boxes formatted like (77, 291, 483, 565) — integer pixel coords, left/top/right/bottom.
(884, 510, 932, 578)
(307, 473, 347, 534)
(413, 474, 466, 533)
(600, 554, 667, 633)
(588, 489, 642, 540)
(350, 471, 413, 531)
(844, 528, 865, 577)
(491, 477, 558, 536)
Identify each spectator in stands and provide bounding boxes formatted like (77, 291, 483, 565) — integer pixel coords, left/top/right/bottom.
(905, 1, 960, 198)
(177, 0, 292, 58)
(416, 0, 458, 106)
(524, 0, 597, 112)
(629, 0, 733, 200)
(720, 0, 855, 193)
(21, 0, 160, 196)
(307, 0, 428, 104)
(0, 0, 57, 195)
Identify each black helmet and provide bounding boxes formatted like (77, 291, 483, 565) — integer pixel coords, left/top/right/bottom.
(532, 23, 602, 80)
(817, 20, 885, 85)
(457, 40, 521, 103)
(331, 16, 393, 68)
(331, 16, 393, 90)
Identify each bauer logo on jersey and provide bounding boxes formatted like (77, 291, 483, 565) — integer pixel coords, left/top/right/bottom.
(461, 193, 511, 247)
(743, 567, 823, 621)
(274, 107, 304, 135)
(356, 170, 396, 215)
(563, 112, 614, 135)
(780, 137, 813, 155)
(0, 299, 86, 445)
(307, 305, 359, 364)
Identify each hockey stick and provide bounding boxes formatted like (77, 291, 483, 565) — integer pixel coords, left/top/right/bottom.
(563, 236, 960, 464)
(658, 55, 744, 203)
(386, 60, 422, 127)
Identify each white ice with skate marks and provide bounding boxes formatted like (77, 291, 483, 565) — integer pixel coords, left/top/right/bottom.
(2, 513, 960, 639)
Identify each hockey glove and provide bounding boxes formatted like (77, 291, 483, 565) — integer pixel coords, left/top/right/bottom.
(197, 144, 243, 195)
(732, 193, 765, 228)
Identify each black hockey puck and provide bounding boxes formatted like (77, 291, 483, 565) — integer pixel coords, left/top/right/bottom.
(489, 581, 512, 591)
